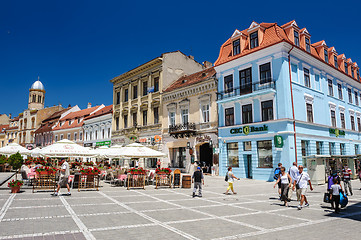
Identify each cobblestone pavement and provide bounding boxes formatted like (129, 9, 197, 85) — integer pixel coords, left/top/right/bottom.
(0, 176, 360, 240)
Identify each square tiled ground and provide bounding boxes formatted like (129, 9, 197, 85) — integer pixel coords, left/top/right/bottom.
(196, 205, 257, 217)
(4, 206, 69, 219)
(10, 199, 62, 208)
(72, 203, 129, 215)
(112, 195, 155, 203)
(170, 198, 221, 208)
(65, 197, 113, 206)
(143, 208, 210, 222)
(125, 201, 174, 211)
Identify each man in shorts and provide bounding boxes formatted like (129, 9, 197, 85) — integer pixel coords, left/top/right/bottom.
(293, 165, 313, 210)
(54, 159, 71, 196)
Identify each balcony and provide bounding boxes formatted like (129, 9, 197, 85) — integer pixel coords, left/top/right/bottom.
(169, 122, 196, 139)
(217, 80, 275, 101)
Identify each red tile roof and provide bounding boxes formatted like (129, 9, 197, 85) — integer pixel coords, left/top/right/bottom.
(84, 105, 113, 120)
(164, 67, 216, 92)
(0, 125, 9, 133)
(60, 106, 101, 121)
(214, 20, 360, 82)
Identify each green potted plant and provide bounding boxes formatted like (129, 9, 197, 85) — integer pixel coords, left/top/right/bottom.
(7, 152, 24, 180)
(8, 179, 23, 193)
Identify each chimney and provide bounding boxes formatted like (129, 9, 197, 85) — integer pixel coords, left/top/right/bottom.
(87, 102, 92, 108)
(188, 55, 194, 60)
(9, 113, 12, 119)
(202, 61, 213, 69)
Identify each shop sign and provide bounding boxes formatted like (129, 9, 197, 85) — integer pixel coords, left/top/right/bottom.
(329, 128, 345, 137)
(96, 141, 111, 146)
(139, 135, 162, 145)
(130, 136, 137, 141)
(230, 125, 268, 135)
(84, 143, 93, 147)
(196, 135, 211, 143)
(274, 135, 283, 148)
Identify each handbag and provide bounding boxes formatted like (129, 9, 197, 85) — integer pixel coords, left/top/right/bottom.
(225, 171, 228, 182)
(323, 192, 330, 203)
(296, 173, 303, 189)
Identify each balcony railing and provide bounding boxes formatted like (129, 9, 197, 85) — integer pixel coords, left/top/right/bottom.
(169, 122, 196, 138)
(217, 79, 275, 100)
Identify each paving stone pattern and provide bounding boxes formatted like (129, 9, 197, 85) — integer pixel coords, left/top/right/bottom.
(0, 176, 360, 240)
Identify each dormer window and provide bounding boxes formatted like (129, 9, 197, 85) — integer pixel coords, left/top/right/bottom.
(250, 32, 258, 49)
(345, 63, 348, 74)
(294, 31, 299, 47)
(334, 55, 338, 68)
(68, 120, 71, 125)
(357, 69, 360, 79)
(324, 49, 328, 63)
(233, 39, 240, 55)
(305, 38, 310, 52)
(351, 66, 354, 78)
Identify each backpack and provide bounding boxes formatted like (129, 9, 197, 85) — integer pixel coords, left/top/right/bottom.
(225, 171, 228, 182)
(274, 168, 281, 180)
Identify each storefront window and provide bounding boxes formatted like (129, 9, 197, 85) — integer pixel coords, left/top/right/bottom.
(243, 141, 252, 151)
(329, 142, 336, 155)
(316, 141, 323, 155)
(227, 142, 239, 167)
(340, 143, 346, 155)
(301, 140, 310, 156)
(170, 147, 186, 168)
(257, 140, 273, 168)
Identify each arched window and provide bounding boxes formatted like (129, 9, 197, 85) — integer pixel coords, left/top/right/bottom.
(24, 119, 27, 129)
(38, 95, 41, 103)
(32, 95, 36, 103)
(31, 117, 35, 128)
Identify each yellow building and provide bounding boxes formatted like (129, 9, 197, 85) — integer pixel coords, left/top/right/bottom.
(110, 51, 205, 168)
(162, 67, 218, 173)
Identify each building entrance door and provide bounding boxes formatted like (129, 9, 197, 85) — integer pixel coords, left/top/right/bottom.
(200, 143, 213, 173)
(246, 155, 252, 179)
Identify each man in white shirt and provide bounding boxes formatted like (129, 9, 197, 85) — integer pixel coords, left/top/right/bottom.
(293, 165, 313, 210)
(54, 159, 71, 196)
(288, 162, 299, 199)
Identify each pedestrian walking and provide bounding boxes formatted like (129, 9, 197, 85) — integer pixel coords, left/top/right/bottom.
(192, 167, 204, 197)
(274, 163, 282, 199)
(54, 159, 71, 196)
(288, 162, 299, 200)
(224, 167, 239, 195)
(342, 166, 353, 196)
(330, 177, 343, 213)
(293, 165, 313, 210)
(327, 172, 337, 209)
(274, 167, 292, 206)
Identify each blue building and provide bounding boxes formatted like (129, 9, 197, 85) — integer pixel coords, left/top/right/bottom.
(214, 20, 361, 182)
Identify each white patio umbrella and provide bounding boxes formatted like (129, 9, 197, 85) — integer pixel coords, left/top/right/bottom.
(39, 139, 99, 158)
(102, 144, 124, 158)
(0, 143, 30, 156)
(116, 143, 166, 158)
(30, 147, 42, 157)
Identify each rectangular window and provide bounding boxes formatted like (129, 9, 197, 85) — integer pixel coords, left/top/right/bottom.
(60, 134, 63, 140)
(345, 63, 348, 74)
(233, 39, 240, 55)
(55, 135, 58, 142)
(257, 140, 273, 168)
(123, 115, 128, 128)
(143, 81, 148, 96)
(261, 100, 273, 121)
(133, 85, 138, 99)
(329, 142, 336, 155)
(116, 117, 119, 130)
(225, 107, 234, 126)
(181, 109, 189, 124)
(304, 68, 310, 88)
(260, 63, 271, 84)
(116, 92, 120, 105)
(154, 77, 159, 92)
(132, 112, 137, 126)
(224, 75, 233, 93)
(301, 140, 310, 157)
(334, 55, 338, 68)
(243, 141, 252, 151)
(124, 89, 128, 102)
(351, 115, 355, 130)
(355, 144, 359, 155)
(340, 143, 346, 155)
(239, 67, 252, 94)
(331, 110, 336, 127)
(316, 141, 323, 155)
(324, 49, 328, 63)
(80, 132, 82, 141)
(348, 88, 352, 103)
(67, 133, 70, 140)
(305, 37, 310, 53)
(250, 31, 258, 49)
(74, 133, 77, 141)
(227, 142, 239, 167)
(358, 117, 361, 132)
(169, 112, 175, 126)
(355, 92, 359, 106)
(201, 104, 210, 123)
(306, 103, 313, 123)
(340, 112, 345, 129)
(291, 63, 298, 82)
(315, 74, 320, 91)
(153, 107, 159, 124)
(338, 83, 343, 100)
(294, 31, 299, 46)
(242, 104, 253, 124)
(351, 66, 354, 78)
(143, 110, 147, 126)
(328, 79, 333, 96)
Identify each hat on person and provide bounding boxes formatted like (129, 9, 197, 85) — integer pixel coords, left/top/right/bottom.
(197, 167, 201, 170)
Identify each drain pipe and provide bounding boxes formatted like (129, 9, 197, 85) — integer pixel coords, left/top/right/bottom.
(288, 45, 298, 165)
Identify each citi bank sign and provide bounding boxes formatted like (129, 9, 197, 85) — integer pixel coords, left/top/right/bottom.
(230, 125, 268, 135)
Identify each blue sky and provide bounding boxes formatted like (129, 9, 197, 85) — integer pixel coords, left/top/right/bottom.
(1, 0, 360, 116)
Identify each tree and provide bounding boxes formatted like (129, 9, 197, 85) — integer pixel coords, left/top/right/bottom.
(0, 155, 7, 165)
(8, 152, 24, 180)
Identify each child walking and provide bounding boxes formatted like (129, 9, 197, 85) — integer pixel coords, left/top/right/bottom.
(192, 167, 204, 197)
(330, 177, 343, 213)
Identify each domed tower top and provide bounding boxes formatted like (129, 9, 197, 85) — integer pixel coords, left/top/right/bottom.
(28, 77, 45, 110)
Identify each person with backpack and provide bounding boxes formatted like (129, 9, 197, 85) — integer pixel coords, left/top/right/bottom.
(224, 167, 239, 195)
(274, 163, 282, 199)
(273, 166, 292, 206)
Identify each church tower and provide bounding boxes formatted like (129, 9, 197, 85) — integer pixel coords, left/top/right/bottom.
(28, 77, 45, 110)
